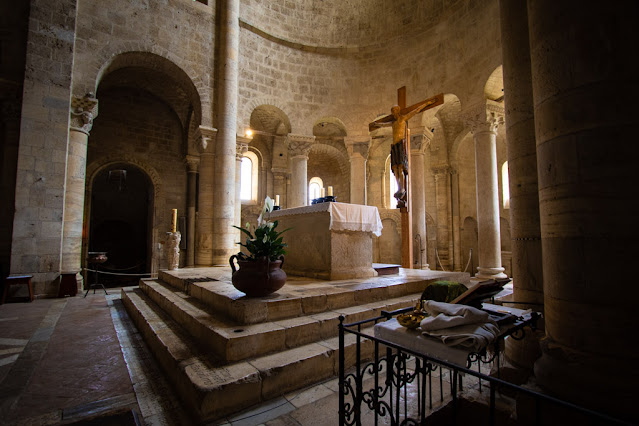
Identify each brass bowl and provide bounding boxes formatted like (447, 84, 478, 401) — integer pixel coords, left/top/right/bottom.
(397, 312, 426, 329)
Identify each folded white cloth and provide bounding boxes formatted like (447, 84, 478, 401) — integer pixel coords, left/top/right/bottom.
(420, 300, 499, 352)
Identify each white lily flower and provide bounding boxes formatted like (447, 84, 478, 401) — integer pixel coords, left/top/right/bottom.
(264, 196, 274, 213)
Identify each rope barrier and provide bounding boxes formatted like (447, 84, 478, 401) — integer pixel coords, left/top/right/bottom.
(435, 249, 448, 272)
(84, 268, 151, 277)
(463, 249, 473, 273)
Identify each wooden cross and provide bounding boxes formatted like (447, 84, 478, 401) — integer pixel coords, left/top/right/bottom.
(370, 87, 443, 268)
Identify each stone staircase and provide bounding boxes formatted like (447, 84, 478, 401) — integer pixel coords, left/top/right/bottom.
(121, 267, 470, 423)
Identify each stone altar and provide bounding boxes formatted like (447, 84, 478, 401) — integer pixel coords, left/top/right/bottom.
(269, 202, 383, 280)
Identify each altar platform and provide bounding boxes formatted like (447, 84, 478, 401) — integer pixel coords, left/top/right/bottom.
(122, 266, 470, 423)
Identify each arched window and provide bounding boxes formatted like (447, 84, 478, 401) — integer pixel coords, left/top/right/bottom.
(309, 176, 323, 204)
(502, 161, 510, 209)
(385, 156, 398, 209)
(240, 151, 259, 204)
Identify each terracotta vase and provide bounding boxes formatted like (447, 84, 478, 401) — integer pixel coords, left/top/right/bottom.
(229, 255, 286, 297)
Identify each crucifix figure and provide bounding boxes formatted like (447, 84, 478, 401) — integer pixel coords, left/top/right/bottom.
(369, 87, 443, 208)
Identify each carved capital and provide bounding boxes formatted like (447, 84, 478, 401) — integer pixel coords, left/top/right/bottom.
(236, 141, 249, 160)
(286, 134, 315, 158)
(69, 94, 98, 135)
(198, 125, 218, 154)
(345, 137, 370, 159)
(410, 127, 432, 153)
(186, 155, 200, 173)
(465, 102, 504, 135)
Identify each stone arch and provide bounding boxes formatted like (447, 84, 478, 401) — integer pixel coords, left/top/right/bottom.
(84, 155, 164, 277)
(312, 116, 347, 137)
(308, 141, 350, 201)
(484, 66, 504, 103)
(243, 98, 292, 134)
(83, 50, 209, 127)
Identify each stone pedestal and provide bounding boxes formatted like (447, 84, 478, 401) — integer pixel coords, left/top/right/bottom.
(270, 203, 382, 280)
(166, 232, 181, 271)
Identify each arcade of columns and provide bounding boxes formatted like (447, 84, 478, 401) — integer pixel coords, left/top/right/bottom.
(46, 0, 637, 418)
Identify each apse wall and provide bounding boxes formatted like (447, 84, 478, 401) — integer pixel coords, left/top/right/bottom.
(237, 0, 503, 136)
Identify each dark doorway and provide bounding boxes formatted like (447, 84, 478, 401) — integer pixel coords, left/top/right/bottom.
(89, 164, 153, 287)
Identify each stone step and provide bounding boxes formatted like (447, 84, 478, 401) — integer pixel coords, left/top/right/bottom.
(139, 278, 420, 363)
(121, 286, 376, 423)
(156, 266, 470, 325)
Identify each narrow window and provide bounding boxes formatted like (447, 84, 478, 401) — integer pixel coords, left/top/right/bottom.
(502, 161, 510, 209)
(240, 157, 252, 201)
(389, 161, 398, 209)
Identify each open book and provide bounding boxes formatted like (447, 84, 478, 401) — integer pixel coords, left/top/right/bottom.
(451, 278, 511, 308)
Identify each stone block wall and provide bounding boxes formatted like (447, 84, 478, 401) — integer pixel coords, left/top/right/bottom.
(11, 0, 77, 296)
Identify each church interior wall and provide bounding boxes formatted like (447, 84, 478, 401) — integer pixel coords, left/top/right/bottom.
(87, 86, 188, 271)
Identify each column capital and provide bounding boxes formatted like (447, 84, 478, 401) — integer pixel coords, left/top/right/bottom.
(410, 126, 433, 154)
(286, 134, 315, 158)
(186, 155, 200, 172)
(465, 101, 505, 135)
(344, 137, 370, 159)
(69, 94, 98, 135)
(236, 140, 249, 160)
(197, 125, 218, 154)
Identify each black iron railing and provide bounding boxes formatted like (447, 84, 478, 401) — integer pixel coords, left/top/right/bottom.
(338, 309, 631, 426)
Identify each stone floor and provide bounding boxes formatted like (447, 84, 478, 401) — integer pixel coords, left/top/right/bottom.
(0, 280, 510, 426)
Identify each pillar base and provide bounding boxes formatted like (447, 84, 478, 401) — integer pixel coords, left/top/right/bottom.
(475, 266, 507, 280)
(534, 338, 638, 423)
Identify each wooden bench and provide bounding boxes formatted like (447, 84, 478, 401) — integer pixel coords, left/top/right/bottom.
(2, 275, 34, 303)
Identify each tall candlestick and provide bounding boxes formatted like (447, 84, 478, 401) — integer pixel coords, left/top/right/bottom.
(171, 209, 177, 233)
(321, 187, 325, 197)
(327, 186, 333, 196)
(275, 194, 280, 206)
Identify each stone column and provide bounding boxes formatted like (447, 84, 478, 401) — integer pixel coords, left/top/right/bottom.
(61, 95, 98, 291)
(499, 0, 544, 372)
(467, 108, 507, 280)
(235, 138, 249, 239)
(432, 166, 452, 271)
(529, 1, 638, 419)
(287, 135, 315, 208)
(195, 126, 217, 266)
(345, 137, 370, 205)
(185, 155, 199, 267)
(450, 168, 462, 272)
(410, 128, 430, 269)
(212, 0, 240, 265)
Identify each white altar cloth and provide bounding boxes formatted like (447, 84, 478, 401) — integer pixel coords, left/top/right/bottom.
(270, 202, 383, 237)
(269, 203, 382, 280)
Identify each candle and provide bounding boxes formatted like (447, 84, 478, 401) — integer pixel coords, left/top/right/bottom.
(275, 195, 280, 206)
(171, 209, 177, 233)
(321, 187, 325, 197)
(328, 186, 333, 196)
